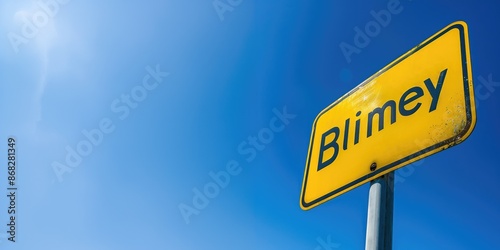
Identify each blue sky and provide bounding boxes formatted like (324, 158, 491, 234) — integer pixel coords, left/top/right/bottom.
(1, 0, 500, 249)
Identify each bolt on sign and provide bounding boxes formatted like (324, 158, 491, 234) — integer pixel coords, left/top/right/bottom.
(300, 21, 476, 210)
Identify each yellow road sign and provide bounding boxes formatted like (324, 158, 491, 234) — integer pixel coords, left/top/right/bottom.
(300, 21, 476, 210)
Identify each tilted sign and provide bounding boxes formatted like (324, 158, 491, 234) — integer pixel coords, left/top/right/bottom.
(301, 21, 476, 210)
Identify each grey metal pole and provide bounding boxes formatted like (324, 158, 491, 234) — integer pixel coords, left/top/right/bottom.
(365, 172, 394, 250)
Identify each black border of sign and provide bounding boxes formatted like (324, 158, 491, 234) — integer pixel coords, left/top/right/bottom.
(301, 21, 475, 210)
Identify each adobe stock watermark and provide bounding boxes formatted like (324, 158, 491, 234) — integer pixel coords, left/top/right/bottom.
(340, 0, 412, 63)
(314, 235, 341, 250)
(392, 97, 467, 187)
(51, 65, 170, 183)
(474, 74, 500, 109)
(7, 0, 71, 53)
(393, 153, 423, 187)
(178, 106, 296, 224)
(213, 0, 242, 21)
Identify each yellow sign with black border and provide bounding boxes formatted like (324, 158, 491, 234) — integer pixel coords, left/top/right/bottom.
(301, 21, 476, 210)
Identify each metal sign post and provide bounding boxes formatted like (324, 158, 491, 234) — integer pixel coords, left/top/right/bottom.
(365, 172, 394, 250)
